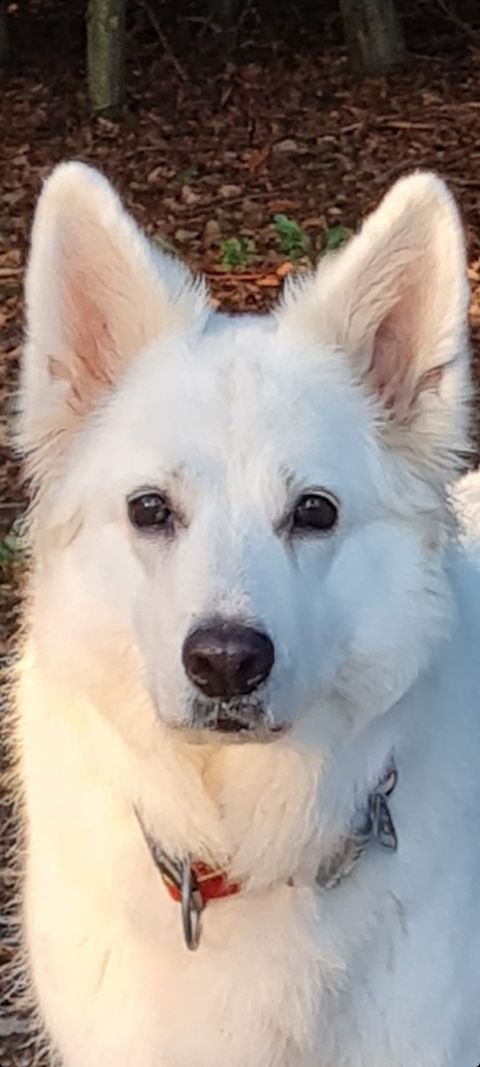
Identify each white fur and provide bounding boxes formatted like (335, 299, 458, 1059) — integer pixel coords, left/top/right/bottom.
(16, 163, 480, 1066)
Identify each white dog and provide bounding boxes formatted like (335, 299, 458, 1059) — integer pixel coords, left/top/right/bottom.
(16, 162, 480, 1067)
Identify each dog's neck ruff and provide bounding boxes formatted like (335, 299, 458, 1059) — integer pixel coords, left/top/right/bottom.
(135, 761, 398, 950)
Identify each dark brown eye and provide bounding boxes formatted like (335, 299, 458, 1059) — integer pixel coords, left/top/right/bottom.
(128, 491, 172, 532)
(292, 492, 338, 534)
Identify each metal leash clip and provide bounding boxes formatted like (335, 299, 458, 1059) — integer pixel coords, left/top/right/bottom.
(368, 763, 398, 851)
(134, 808, 205, 951)
(181, 860, 205, 951)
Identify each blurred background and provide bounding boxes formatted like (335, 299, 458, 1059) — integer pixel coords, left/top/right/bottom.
(1, 2, 480, 1062)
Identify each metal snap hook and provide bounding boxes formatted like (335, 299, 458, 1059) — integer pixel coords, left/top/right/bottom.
(181, 859, 204, 951)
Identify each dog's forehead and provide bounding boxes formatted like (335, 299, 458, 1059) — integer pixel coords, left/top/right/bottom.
(101, 316, 372, 487)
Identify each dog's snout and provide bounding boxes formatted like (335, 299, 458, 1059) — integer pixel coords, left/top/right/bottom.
(182, 621, 275, 700)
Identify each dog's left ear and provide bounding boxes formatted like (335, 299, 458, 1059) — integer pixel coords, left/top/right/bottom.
(282, 173, 471, 478)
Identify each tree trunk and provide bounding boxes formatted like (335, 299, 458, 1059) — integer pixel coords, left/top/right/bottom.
(87, 0, 127, 117)
(0, 10, 9, 67)
(339, 0, 405, 76)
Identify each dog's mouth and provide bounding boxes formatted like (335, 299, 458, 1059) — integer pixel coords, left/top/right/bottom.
(215, 714, 250, 733)
(214, 714, 285, 738)
(177, 698, 288, 744)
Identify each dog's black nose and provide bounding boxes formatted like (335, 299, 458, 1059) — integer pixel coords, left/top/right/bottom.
(182, 621, 275, 700)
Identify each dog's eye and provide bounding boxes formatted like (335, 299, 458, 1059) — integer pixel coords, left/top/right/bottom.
(128, 491, 172, 532)
(292, 492, 338, 534)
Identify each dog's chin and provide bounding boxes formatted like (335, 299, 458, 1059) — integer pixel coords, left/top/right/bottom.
(175, 723, 287, 746)
(174, 699, 288, 745)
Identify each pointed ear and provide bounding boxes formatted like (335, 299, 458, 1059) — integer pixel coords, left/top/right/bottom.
(20, 162, 208, 479)
(281, 172, 472, 479)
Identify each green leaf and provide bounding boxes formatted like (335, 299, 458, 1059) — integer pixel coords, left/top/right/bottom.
(273, 214, 310, 259)
(0, 524, 25, 571)
(323, 224, 350, 252)
(220, 236, 255, 271)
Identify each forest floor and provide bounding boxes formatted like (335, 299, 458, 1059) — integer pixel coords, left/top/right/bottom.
(1, 1, 480, 1062)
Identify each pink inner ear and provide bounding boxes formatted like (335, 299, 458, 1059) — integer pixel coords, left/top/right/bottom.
(367, 283, 434, 422)
(49, 268, 116, 416)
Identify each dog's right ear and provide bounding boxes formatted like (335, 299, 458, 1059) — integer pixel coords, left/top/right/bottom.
(20, 162, 207, 482)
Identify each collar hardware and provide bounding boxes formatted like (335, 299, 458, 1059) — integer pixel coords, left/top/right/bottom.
(134, 809, 240, 951)
(134, 760, 398, 950)
(180, 859, 204, 951)
(315, 762, 398, 890)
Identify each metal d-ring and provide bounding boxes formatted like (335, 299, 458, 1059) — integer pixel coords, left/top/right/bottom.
(181, 859, 204, 951)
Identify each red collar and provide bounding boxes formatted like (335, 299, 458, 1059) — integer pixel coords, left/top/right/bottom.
(160, 860, 240, 905)
(134, 757, 398, 950)
(134, 808, 241, 910)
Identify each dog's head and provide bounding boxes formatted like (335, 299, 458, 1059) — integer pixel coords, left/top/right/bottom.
(20, 164, 471, 750)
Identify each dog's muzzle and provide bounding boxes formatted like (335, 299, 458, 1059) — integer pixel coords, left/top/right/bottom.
(181, 618, 281, 740)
